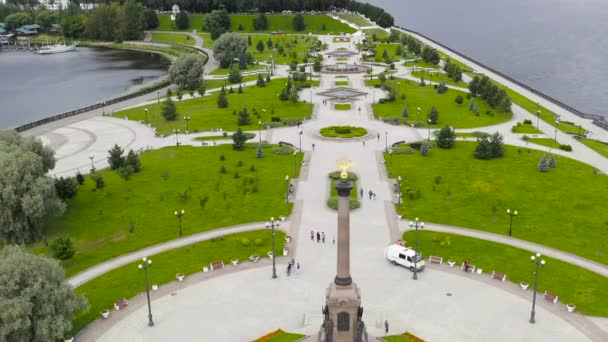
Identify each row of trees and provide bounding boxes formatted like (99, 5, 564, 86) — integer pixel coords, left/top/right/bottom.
(469, 76, 512, 112)
(443, 59, 463, 82)
(421, 46, 440, 65)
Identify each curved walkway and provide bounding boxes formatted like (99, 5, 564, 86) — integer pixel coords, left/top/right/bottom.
(67, 221, 275, 287)
(398, 221, 608, 278)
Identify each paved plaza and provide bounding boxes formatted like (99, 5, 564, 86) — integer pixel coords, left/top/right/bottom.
(29, 32, 608, 341)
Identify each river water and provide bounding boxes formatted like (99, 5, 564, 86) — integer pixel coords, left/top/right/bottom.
(0, 47, 169, 128)
(364, 0, 608, 118)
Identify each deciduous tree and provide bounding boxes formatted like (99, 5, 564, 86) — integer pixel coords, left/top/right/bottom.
(169, 54, 205, 90)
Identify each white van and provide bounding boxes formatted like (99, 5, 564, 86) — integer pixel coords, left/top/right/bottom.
(384, 244, 425, 271)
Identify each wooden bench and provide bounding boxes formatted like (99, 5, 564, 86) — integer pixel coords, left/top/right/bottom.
(544, 291, 559, 303)
(428, 256, 443, 264)
(210, 261, 224, 271)
(249, 255, 259, 263)
(491, 271, 507, 281)
(460, 262, 476, 273)
(114, 298, 128, 311)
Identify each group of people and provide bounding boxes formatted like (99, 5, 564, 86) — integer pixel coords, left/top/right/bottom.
(310, 230, 335, 244)
(286, 258, 300, 276)
(360, 188, 377, 200)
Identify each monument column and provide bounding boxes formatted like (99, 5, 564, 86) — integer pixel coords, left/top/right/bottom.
(334, 180, 352, 286)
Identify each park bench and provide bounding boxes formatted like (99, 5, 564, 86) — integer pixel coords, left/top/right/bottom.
(278, 141, 295, 147)
(210, 261, 224, 271)
(460, 262, 476, 273)
(114, 298, 128, 311)
(544, 291, 559, 303)
(249, 255, 260, 263)
(490, 271, 507, 281)
(428, 256, 443, 264)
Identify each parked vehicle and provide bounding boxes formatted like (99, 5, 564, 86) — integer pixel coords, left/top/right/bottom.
(384, 244, 425, 272)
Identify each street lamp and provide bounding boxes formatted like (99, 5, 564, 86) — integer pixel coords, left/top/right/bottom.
(298, 130, 303, 152)
(409, 218, 424, 280)
(183, 116, 191, 134)
(174, 209, 185, 237)
(88, 154, 95, 173)
(258, 120, 262, 144)
(417, 107, 421, 122)
(507, 209, 518, 237)
(529, 253, 546, 324)
(536, 109, 541, 130)
(285, 175, 290, 203)
(427, 119, 432, 141)
(293, 150, 297, 178)
(265, 217, 280, 279)
(397, 176, 402, 204)
(144, 108, 149, 125)
(102, 101, 106, 115)
(173, 129, 180, 146)
(137, 257, 154, 327)
(388, 149, 393, 178)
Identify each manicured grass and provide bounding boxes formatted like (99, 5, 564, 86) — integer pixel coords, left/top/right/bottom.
(38, 145, 301, 276)
(391, 142, 608, 265)
(229, 14, 355, 34)
(151, 32, 196, 46)
(404, 231, 608, 316)
(320, 126, 367, 138)
(114, 78, 313, 134)
(337, 13, 373, 27)
(367, 79, 512, 129)
(157, 14, 206, 31)
(578, 138, 608, 158)
(244, 34, 317, 65)
(411, 71, 467, 88)
(528, 138, 563, 149)
(334, 103, 351, 110)
(197, 33, 214, 49)
(194, 132, 254, 141)
(72, 230, 286, 334)
(405, 60, 440, 70)
(209, 64, 267, 75)
(363, 28, 389, 39)
(374, 43, 400, 62)
(253, 329, 305, 342)
(203, 74, 259, 90)
(335, 81, 349, 86)
(512, 122, 542, 134)
(384, 334, 419, 342)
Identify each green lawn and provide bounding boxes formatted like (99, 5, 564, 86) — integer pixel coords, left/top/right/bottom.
(320, 126, 366, 138)
(405, 231, 608, 316)
(151, 32, 196, 46)
(197, 33, 214, 49)
(383, 334, 419, 342)
(334, 81, 349, 86)
(405, 60, 440, 70)
(334, 103, 351, 110)
(578, 138, 608, 158)
(114, 78, 313, 134)
(512, 122, 542, 134)
(337, 13, 373, 27)
(528, 138, 564, 149)
(391, 142, 608, 265)
(72, 230, 286, 334)
(245, 34, 317, 65)
(411, 70, 467, 88)
(203, 74, 259, 90)
(374, 43, 400, 62)
(229, 14, 355, 34)
(363, 28, 389, 40)
(157, 14, 206, 31)
(38, 145, 301, 276)
(209, 64, 267, 75)
(367, 79, 512, 129)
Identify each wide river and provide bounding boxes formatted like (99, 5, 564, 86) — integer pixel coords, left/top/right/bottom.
(0, 47, 168, 128)
(364, 0, 608, 118)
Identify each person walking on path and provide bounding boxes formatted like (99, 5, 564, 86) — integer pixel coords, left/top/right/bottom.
(369, 190, 373, 200)
(385, 320, 389, 334)
(360, 188, 364, 198)
(297, 262, 300, 271)
(312, 143, 315, 151)
(322, 232, 326, 243)
(310, 230, 314, 241)
(377, 133, 380, 141)
(316, 232, 321, 243)
(332, 235, 336, 244)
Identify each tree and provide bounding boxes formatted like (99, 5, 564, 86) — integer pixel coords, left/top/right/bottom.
(428, 106, 439, 124)
(115, 0, 144, 41)
(61, 15, 86, 38)
(55, 177, 78, 200)
(489, 132, 505, 158)
(91, 174, 105, 190)
(548, 155, 557, 168)
(75, 171, 85, 185)
(253, 13, 268, 30)
(256, 39, 265, 53)
(538, 155, 550, 172)
(0, 246, 88, 341)
(4, 12, 32, 30)
(420, 143, 429, 156)
(436, 126, 456, 149)
(175, 11, 189, 30)
(213, 33, 247, 68)
(0, 130, 64, 243)
(143, 7, 159, 29)
(401, 105, 409, 118)
(125, 149, 141, 172)
(256, 73, 266, 87)
(267, 37, 273, 48)
(238, 107, 251, 126)
(169, 54, 205, 90)
(217, 88, 229, 108)
(292, 14, 306, 31)
(107, 144, 125, 170)
(85, 4, 118, 41)
(313, 58, 322, 72)
(35, 10, 58, 31)
(50, 237, 76, 260)
(474, 132, 504, 160)
(161, 97, 178, 121)
(437, 81, 448, 94)
(378, 72, 387, 84)
(204, 9, 231, 40)
(232, 128, 247, 150)
(455, 95, 464, 104)
(228, 67, 242, 84)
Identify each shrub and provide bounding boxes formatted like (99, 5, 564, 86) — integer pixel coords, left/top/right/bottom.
(90, 174, 105, 190)
(116, 165, 135, 180)
(55, 177, 78, 199)
(420, 143, 429, 156)
(240, 238, 250, 246)
(50, 237, 76, 260)
(559, 144, 573, 151)
(327, 197, 360, 210)
(455, 95, 464, 104)
(220, 166, 227, 174)
(523, 119, 533, 124)
(254, 238, 263, 246)
(436, 126, 456, 149)
(75, 171, 85, 185)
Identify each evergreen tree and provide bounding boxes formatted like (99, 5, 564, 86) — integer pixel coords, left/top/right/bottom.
(161, 97, 178, 121)
(489, 132, 505, 158)
(175, 11, 189, 30)
(125, 149, 141, 172)
(256, 39, 265, 52)
(279, 88, 289, 101)
(55, 177, 78, 200)
(228, 67, 242, 84)
(256, 73, 266, 87)
(455, 95, 464, 104)
(256, 145, 264, 158)
(474, 136, 493, 160)
(548, 155, 557, 168)
(289, 89, 299, 103)
(267, 37, 273, 48)
(217, 88, 229, 108)
(401, 105, 409, 118)
(538, 155, 550, 172)
(91, 174, 105, 190)
(248, 35, 252, 46)
(436, 125, 456, 149)
(428, 106, 439, 124)
(313, 58, 322, 72)
(75, 171, 85, 185)
(253, 13, 268, 30)
(238, 84, 243, 93)
(238, 107, 251, 126)
(107, 144, 125, 170)
(292, 14, 306, 31)
(232, 128, 246, 150)
(50, 237, 76, 260)
(420, 143, 429, 156)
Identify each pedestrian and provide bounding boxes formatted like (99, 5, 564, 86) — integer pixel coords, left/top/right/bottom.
(377, 133, 380, 141)
(360, 188, 364, 198)
(317, 232, 320, 243)
(287, 263, 292, 276)
(310, 230, 314, 241)
(291, 258, 295, 267)
(297, 262, 300, 271)
(322, 232, 326, 243)
(384, 320, 389, 334)
(368, 190, 373, 199)
(332, 235, 336, 244)
(362, 140, 365, 146)
(312, 143, 315, 151)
